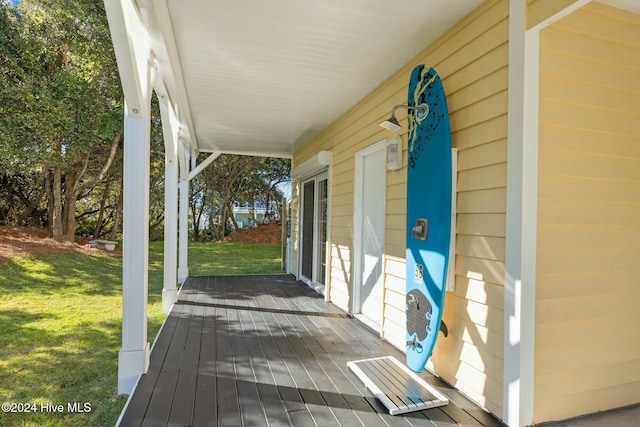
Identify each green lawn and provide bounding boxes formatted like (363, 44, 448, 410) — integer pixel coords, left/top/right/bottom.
(188, 241, 284, 276)
(0, 241, 282, 427)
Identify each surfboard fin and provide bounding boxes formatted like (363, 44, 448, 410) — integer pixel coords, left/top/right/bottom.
(439, 321, 448, 337)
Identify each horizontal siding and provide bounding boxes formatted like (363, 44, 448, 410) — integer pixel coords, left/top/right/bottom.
(292, 0, 508, 418)
(535, 3, 640, 423)
(429, 4, 508, 414)
(527, 0, 583, 29)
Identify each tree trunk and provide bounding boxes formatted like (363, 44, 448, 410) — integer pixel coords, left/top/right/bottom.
(220, 199, 228, 237)
(149, 207, 164, 237)
(109, 176, 123, 240)
(50, 167, 64, 241)
(263, 189, 271, 224)
(17, 182, 46, 226)
(93, 179, 111, 239)
(227, 199, 240, 232)
(249, 205, 257, 226)
(190, 191, 201, 241)
(43, 170, 54, 230)
(58, 133, 122, 243)
(61, 167, 79, 242)
(63, 192, 78, 242)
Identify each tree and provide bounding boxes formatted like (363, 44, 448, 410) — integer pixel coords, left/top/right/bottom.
(209, 155, 262, 237)
(252, 157, 291, 224)
(0, 0, 123, 241)
(188, 154, 290, 240)
(0, 170, 47, 225)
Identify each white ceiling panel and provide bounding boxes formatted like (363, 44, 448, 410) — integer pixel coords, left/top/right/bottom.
(146, 0, 484, 157)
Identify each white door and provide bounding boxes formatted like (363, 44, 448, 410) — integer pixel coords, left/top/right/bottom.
(354, 143, 386, 330)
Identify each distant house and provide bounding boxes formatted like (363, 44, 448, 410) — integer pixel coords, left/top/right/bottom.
(232, 203, 267, 228)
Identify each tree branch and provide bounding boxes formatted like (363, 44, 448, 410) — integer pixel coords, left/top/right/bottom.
(76, 131, 122, 196)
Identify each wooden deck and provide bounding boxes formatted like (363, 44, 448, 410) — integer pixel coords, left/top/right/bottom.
(118, 275, 505, 427)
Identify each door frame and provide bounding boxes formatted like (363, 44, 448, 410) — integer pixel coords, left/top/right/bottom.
(352, 139, 387, 332)
(298, 171, 330, 296)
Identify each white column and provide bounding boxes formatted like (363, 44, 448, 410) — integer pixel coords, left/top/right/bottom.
(162, 158, 178, 313)
(178, 176, 189, 283)
(504, 1, 538, 425)
(118, 104, 151, 395)
(159, 94, 179, 314)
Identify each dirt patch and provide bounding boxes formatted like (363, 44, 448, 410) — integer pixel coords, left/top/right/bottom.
(0, 226, 120, 265)
(223, 222, 283, 244)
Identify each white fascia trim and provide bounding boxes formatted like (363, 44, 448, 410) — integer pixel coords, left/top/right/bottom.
(141, 0, 200, 152)
(213, 149, 294, 159)
(504, 1, 538, 425)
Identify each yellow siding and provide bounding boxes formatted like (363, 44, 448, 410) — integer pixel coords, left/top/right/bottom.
(292, 0, 508, 416)
(535, 3, 640, 423)
(527, 0, 583, 29)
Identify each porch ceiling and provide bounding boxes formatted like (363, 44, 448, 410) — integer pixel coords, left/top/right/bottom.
(142, 0, 483, 158)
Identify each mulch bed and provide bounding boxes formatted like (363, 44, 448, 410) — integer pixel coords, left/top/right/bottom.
(223, 222, 284, 244)
(0, 226, 119, 265)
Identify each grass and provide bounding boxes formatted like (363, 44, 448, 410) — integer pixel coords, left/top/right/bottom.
(188, 241, 284, 276)
(0, 241, 282, 426)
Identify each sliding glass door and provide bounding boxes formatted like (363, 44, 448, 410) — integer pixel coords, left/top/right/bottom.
(299, 172, 328, 293)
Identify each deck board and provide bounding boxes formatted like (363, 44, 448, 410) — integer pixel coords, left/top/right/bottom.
(118, 275, 505, 427)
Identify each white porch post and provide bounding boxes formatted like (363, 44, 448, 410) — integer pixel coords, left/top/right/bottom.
(118, 102, 151, 394)
(178, 169, 189, 284)
(159, 94, 179, 313)
(504, 0, 539, 425)
(162, 158, 179, 312)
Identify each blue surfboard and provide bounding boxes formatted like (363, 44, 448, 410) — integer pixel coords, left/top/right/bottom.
(405, 65, 452, 373)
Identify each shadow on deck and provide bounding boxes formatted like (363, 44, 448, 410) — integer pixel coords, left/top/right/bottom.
(117, 274, 505, 426)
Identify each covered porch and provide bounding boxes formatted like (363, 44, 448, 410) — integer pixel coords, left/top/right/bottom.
(103, 0, 492, 402)
(117, 274, 504, 426)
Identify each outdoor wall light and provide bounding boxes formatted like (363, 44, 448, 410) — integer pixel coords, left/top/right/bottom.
(378, 103, 429, 131)
(387, 134, 403, 170)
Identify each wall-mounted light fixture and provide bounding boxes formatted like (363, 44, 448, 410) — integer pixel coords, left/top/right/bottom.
(387, 134, 403, 170)
(378, 103, 429, 131)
